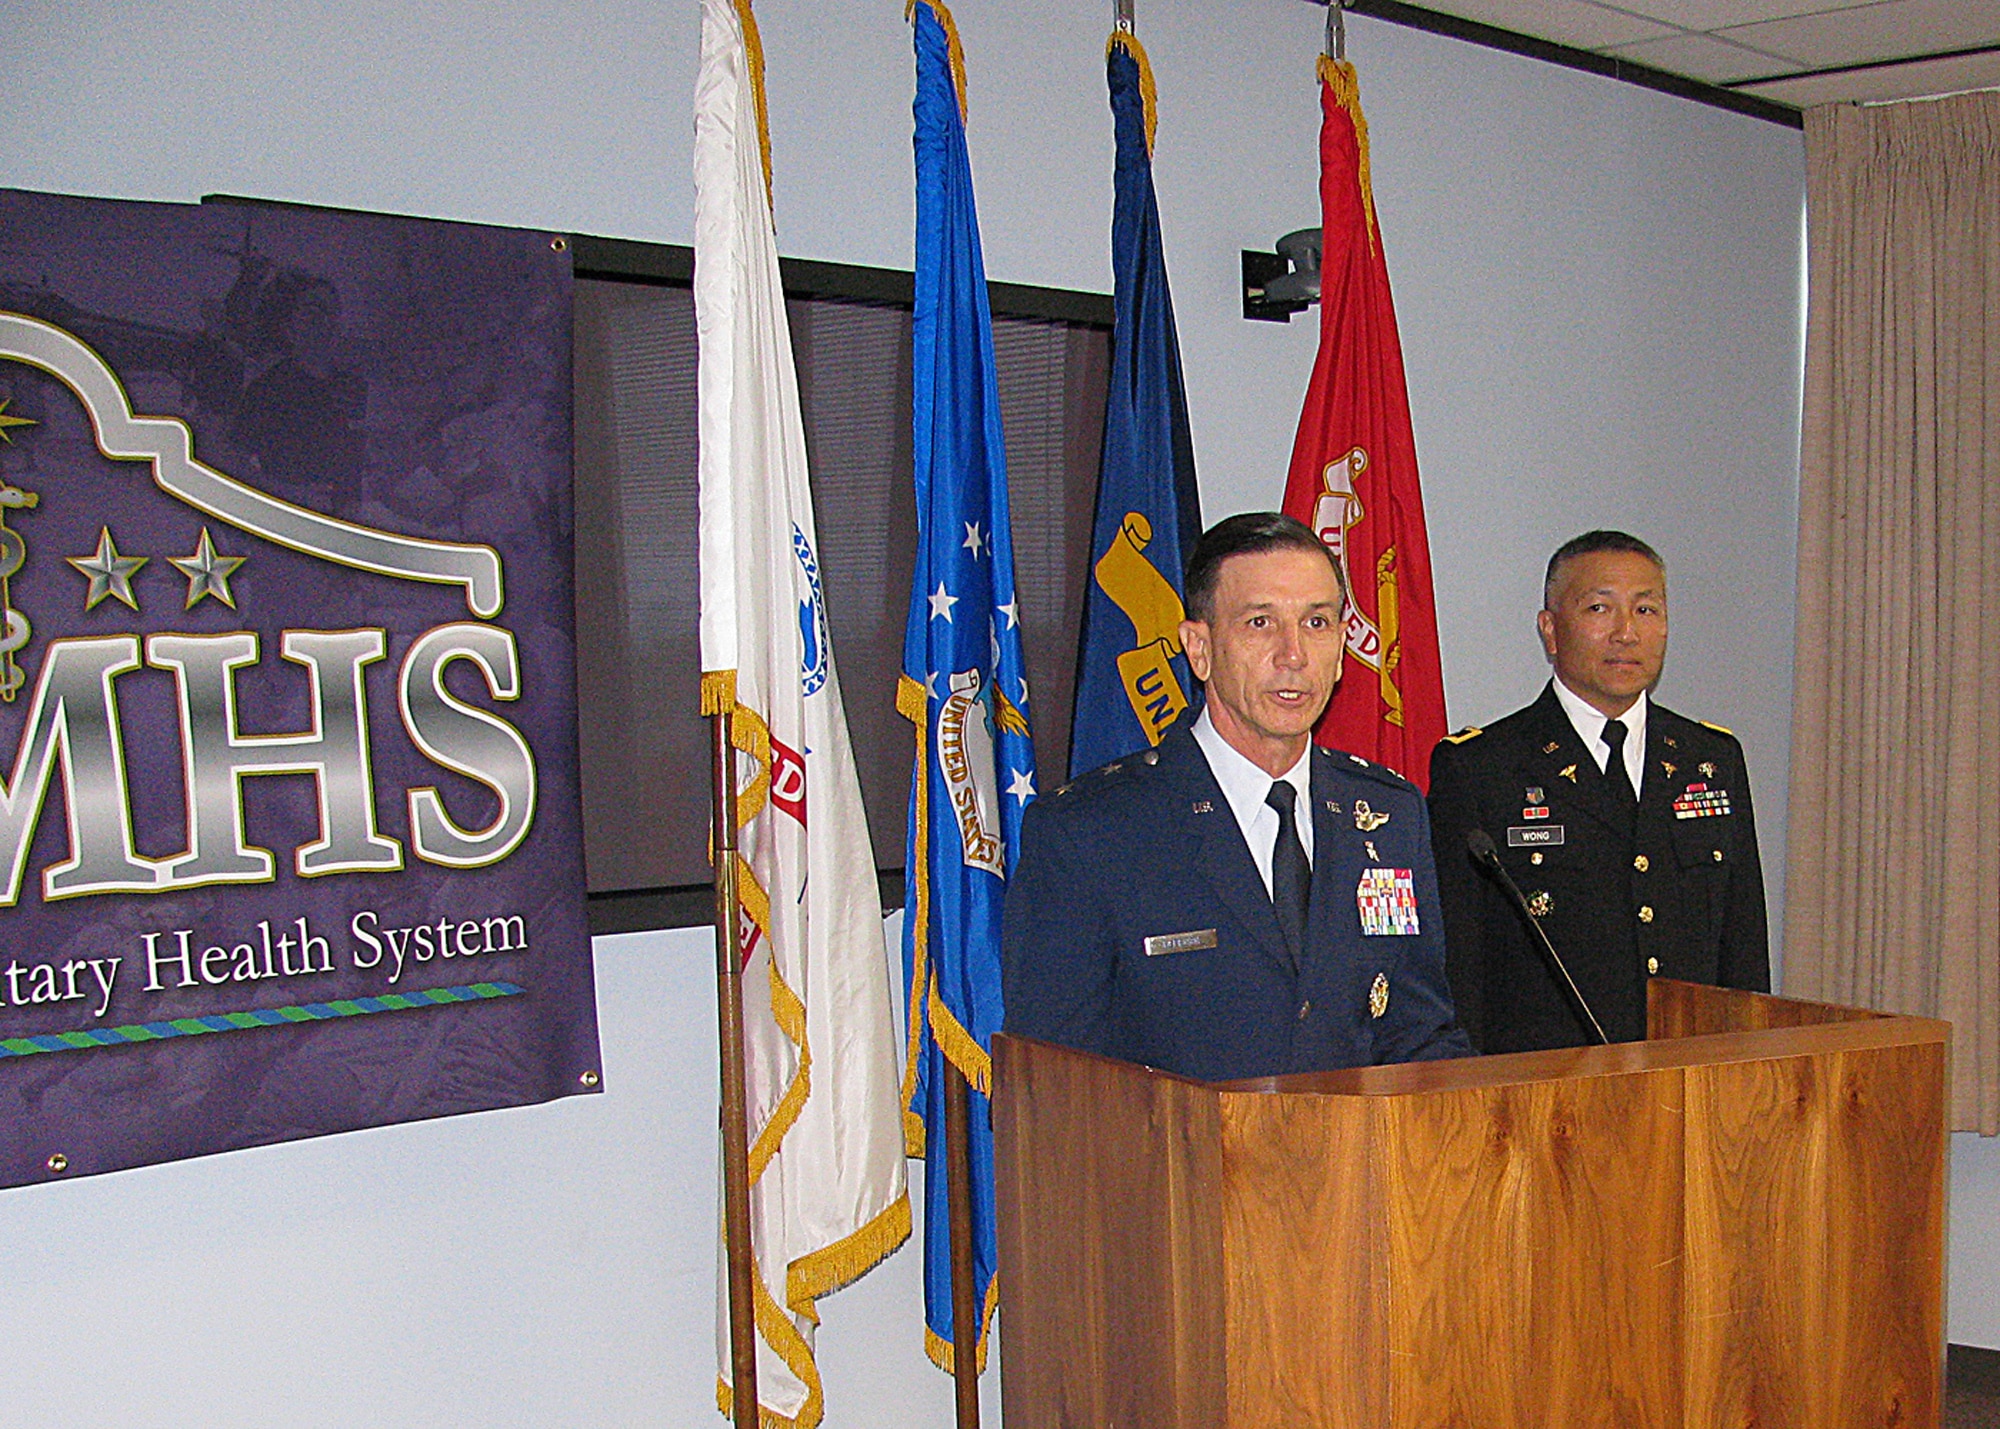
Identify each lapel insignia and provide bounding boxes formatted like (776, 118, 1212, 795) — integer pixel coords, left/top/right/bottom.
(1662, 761, 1677, 779)
(1663, 735, 1678, 748)
(1369, 972, 1390, 1018)
(1542, 741, 1561, 755)
(1325, 799, 1341, 815)
(1353, 799, 1390, 832)
(1191, 799, 1213, 814)
(1365, 839, 1379, 861)
(1527, 890, 1554, 918)
(1526, 786, 1544, 804)
(1699, 761, 1717, 779)
(1559, 764, 1578, 783)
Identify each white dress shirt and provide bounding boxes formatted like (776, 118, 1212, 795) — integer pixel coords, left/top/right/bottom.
(1550, 675, 1648, 795)
(1190, 706, 1313, 898)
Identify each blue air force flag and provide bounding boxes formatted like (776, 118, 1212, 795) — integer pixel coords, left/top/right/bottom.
(1068, 30, 1202, 777)
(898, 0, 1037, 1377)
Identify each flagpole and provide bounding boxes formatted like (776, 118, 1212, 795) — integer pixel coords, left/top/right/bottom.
(711, 710, 760, 1429)
(944, 1061, 982, 1429)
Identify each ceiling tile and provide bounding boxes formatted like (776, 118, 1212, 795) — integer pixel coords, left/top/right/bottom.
(1605, 0, 1881, 33)
(1411, 0, 1679, 50)
(1598, 31, 1802, 83)
(1720, 0, 2000, 72)
(1736, 48, 2000, 106)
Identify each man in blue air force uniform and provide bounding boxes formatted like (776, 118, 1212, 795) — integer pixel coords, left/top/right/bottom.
(1002, 513, 1470, 1081)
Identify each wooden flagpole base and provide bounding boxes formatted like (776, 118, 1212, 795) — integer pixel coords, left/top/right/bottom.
(712, 711, 760, 1429)
(945, 1059, 982, 1429)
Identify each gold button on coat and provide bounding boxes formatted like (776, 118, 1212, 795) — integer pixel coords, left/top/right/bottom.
(1647, 957, 1660, 974)
(1298, 1001, 1311, 1020)
(1713, 849, 1723, 862)
(1530, 851, 1543, 865)
(1638, 905, 1654, 923)
(1633, 854, 1650, 872)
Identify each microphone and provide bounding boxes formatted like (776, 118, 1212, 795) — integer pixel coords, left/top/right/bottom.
(1465, 829, 1609, 1046)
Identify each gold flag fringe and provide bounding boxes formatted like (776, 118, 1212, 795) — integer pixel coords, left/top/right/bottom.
(923, 1275, 1001, 1376)
(790, 1193, 913, 1309)
(1106, 30, 1160, 157)
(906, 0, 971, 124)
(928, 970, 992, 1096)
(731, 0, 777, 218)
(1317, 54, 1377, 258)
(896, 673, 933, 1157)
(706, 665, 911, 1423)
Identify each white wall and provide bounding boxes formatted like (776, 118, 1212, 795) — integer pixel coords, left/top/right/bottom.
(9, 1, 1959, 1423)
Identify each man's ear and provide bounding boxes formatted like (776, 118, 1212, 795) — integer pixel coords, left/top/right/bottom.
(1536, 608, 1558, 662)
(1180, 618, 1211, 683)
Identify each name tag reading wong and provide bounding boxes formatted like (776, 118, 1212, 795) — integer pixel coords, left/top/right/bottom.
(1507, 825, 1565, 847)
(1144, 928, 1219, 957)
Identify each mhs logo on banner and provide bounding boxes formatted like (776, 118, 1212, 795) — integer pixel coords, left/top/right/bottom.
(0, 311, 536, 908)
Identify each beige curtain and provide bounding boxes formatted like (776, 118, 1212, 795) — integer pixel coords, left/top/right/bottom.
(1787, 92, 2000, 1132)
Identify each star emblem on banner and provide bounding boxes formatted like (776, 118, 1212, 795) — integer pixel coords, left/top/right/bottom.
(962, 521, 986, 558)
(66, 527, 149, 611)
(1006, 768, 1035, 804)
(928, 581, 958, 622)
(0, 398, 34, 443)
(998, 597, 1019, 629)
(169, 527, 246, 609)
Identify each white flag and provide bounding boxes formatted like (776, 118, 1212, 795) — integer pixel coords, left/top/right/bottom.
(694, 1, 911, 1425)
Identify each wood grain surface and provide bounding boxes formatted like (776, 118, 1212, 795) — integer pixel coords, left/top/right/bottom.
(1651, 977, 1884, 1038)
(1220, 1089, 1383, 1427)
(993, 1036, 1226, 1429)
(993, 986, 1947, 1429)
(1684, 1039, 1945, 1428)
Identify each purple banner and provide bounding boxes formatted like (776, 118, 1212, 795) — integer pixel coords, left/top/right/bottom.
(0, 188, 599, 1188)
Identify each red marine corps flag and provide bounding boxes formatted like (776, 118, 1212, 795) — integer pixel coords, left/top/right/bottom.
(1280, 54, 1446, 788)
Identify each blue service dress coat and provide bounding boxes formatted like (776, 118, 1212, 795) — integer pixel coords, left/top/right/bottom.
(1001, 722, 1471, 1082)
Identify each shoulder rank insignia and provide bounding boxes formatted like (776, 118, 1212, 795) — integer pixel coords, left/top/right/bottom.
(1444, 726, 1483, 744)
(1353, 799, 1390, 832)
(1559, 764, 1578, 783)
(1698, 719, 1734, 736)
(1369, 972, 1390, 1019)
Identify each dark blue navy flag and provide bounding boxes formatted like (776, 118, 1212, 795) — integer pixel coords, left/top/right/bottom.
(898, 0, 1036, 1377)
(1068, 30, 1202, 777)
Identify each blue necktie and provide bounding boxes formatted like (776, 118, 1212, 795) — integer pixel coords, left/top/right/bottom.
(1266, 780, 1310, 966)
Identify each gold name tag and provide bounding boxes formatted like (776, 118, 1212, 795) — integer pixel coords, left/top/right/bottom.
(1143, 928, 1219, 957)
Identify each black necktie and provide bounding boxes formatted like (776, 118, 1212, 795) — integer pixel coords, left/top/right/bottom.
(1266, 780, 1310, 965)
(1601, 719, 1638, 805)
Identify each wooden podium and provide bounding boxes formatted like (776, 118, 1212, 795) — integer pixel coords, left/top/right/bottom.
(992, 981, 1947, 1428)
